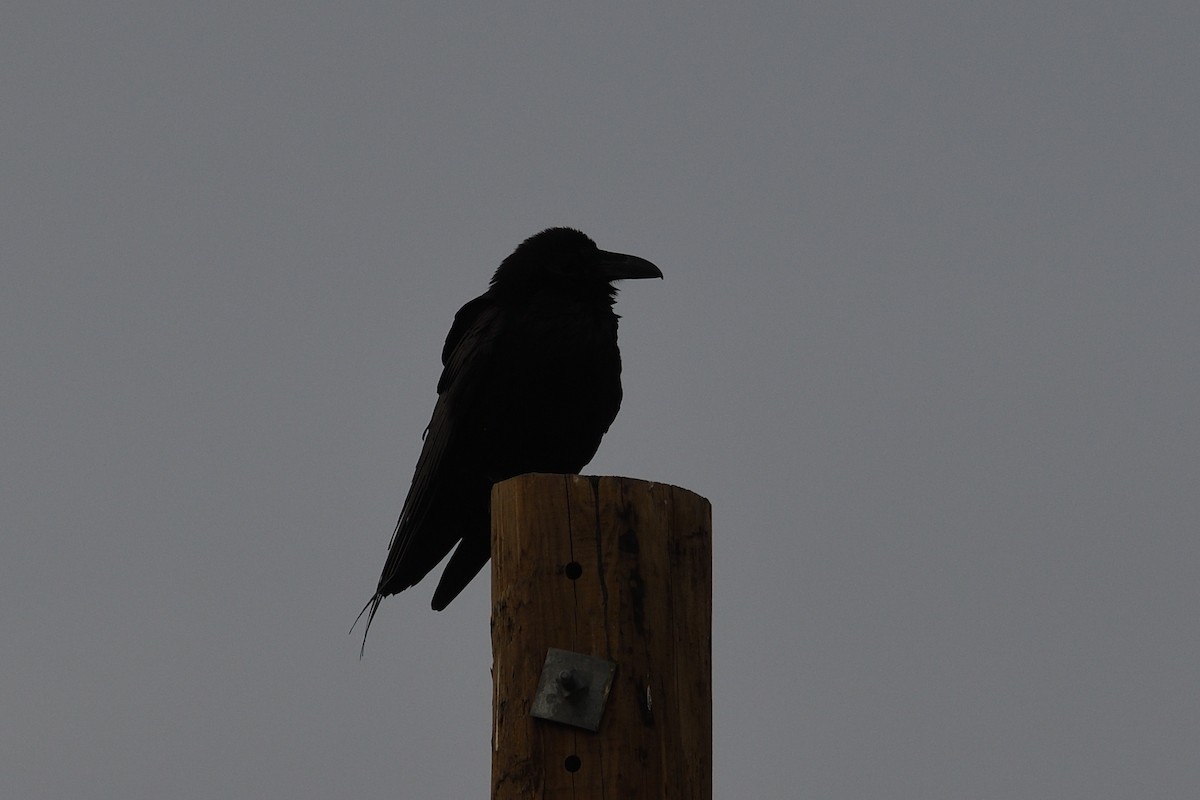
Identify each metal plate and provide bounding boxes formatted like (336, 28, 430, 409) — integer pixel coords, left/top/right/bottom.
(529, 648, 617, 732)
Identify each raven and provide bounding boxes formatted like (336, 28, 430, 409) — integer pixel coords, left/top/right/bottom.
(357, 227, 661, 647)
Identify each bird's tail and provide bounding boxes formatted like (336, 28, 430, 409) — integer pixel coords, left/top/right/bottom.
(350, 593, 384, 658)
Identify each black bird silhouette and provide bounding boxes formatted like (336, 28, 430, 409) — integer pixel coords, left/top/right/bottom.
(357, 228, 661, 648)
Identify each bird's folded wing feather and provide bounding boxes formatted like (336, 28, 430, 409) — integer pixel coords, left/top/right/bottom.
(379, 295, 503, 583)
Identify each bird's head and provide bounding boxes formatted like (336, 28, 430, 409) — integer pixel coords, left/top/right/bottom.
(490, 228, 662, 299)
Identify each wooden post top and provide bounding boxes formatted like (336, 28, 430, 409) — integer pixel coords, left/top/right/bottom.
(491, 474, 712, 800)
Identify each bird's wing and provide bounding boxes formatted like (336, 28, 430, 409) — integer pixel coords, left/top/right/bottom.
(391, 295, 500, 557)
(355, 294, 502, 649)
(438, 294, 497, 393)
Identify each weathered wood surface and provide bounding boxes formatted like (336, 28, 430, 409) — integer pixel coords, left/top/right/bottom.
(491, 474, 712, 799)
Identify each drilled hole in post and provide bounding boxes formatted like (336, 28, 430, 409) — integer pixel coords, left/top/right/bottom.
(564, 754, 581, 773)
(564, 561, 582, 580)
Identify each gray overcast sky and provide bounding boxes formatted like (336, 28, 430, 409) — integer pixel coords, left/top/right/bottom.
(3, 3, 1198, 798)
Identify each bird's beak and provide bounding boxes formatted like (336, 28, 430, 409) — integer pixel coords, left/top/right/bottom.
(596, 250, 664, 281)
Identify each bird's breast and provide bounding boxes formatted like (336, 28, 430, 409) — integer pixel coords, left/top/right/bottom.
(473, 304, 623, 476)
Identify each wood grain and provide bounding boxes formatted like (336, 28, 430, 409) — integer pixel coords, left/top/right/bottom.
(492, 474, 712, 799)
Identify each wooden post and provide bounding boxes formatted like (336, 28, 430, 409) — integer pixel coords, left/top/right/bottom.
(491, 474, 712, 799)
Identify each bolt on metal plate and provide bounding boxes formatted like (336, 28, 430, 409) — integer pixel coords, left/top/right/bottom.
(529, 648, 617, 732)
